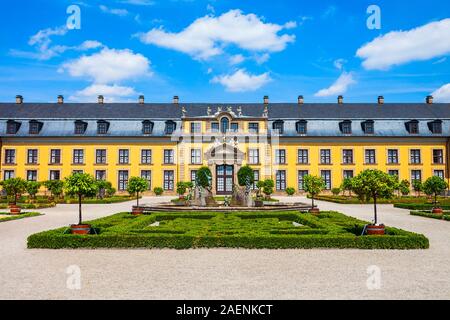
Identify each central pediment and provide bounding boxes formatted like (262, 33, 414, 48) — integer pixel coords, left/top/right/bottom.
(205, 143, 245, 165)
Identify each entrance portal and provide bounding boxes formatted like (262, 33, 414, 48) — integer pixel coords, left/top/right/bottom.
(216, 165, 234, 195)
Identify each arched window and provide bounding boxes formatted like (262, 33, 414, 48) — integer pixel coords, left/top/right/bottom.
(220, 117, 229, 133)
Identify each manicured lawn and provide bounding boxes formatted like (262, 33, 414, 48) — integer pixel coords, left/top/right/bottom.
(410, 210, 450, 221)
(0, 212, 42, 223)
(28, 211, 428, 250)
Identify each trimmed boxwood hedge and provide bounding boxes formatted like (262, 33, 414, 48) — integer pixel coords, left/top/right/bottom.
(27, 211, 429, 250)
(0, 212, 42, 223)
(395, 203, 450, 210)
(410, 210, 450, 221)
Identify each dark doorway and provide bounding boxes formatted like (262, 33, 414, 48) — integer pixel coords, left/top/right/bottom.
(216, 165, 234, 195)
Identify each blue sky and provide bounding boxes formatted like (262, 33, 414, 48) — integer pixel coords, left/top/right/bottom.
(0, 0, 449, 103)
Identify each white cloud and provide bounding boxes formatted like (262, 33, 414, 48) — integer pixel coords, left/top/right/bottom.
(333, 58, 347, 70)
(137, 9, 296, 60)
(99, 5, 129, 16)
(60, 48, 151, 84)
(314, 72, 356, 97)
(229, 54, 245, 65)
(118, 0, 154, 5)
(70, 84, 138, 102)
(9, 26, 103, 60)
(211, 69, 272, 92)
(254, 53, 270, 64)
(357, 19, 450, 70)
(431, 83, 450, 102)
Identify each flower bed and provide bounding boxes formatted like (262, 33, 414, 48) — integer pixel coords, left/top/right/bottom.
(28, 211, 429, 250)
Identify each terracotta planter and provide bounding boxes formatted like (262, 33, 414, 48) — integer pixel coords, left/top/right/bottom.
(132, 206, 144, 216)
(309, 207, 320, 215)
(9, 205, 21, 215)
(432, 207, 443, 215)
(366, 224, 385, 236)
(70, 224, 91, 235)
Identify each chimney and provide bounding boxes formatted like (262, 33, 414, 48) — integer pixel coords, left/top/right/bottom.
(378, 96, 384, 105)
(426, 95, 433, 104)
(337, 95, 344, 104)
(139, 95, 145, 104)
(298, 95, 304, 105)
(16, 95, 23, 104)
(173, 95, 179, 104)
(264, 95, 269, 105)
(98, 95, 104, 104)
(57, 95, 64, 104)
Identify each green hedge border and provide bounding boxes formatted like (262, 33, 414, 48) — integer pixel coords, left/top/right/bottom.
(27, 211, 429, 250)
(395, 203, 450, 210)
(0, 212, 42, 223)
(410, 210, 450, 221)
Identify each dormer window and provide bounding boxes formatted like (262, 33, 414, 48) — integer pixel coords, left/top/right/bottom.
(74, 120, 88, 135)
(428, 120, 442, 134)
(97, 120, 110, 134)
(361, 120, 374, 134)
(29, 120, 43, 134)
(339, 120, 352, 134)
(6, 120, 21, 134)
(296, 120, 307, 135)
(405, 120, 419, 134)
(142, 120, 154, 135)
(272, 120, 284, 134)
(165, 120, 176, 135)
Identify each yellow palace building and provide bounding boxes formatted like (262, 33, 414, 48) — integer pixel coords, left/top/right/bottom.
(0, 94, 449, 195)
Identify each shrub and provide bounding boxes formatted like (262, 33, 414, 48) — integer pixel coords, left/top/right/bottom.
(43, 180, 64, 199)
(399, 180, 410, 196)
(237, 165, 254, 189)
(96, 180, 116, 199)
(286, 187, 296, 196)
(127, 177, 149, 206)
(25, 181, 41, 199)
(154, 187, 164, 196)
(340, 178, 353, 196)
(331, 187, 341, 196)
(196, 167, 212, 190)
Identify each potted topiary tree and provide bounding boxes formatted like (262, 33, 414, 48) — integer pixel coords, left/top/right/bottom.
(43, 180, 64, 202)
(303, 175, 325, 214)
(399, 179, 410, 196)
(176, 182, 188, 200)
(412, 179, 423, 197)
(237, 165, 255, 206)
(255, 181, 265, 207)
(127, 176, 149, 215)
(2, 178, 27, 214)
(423, 176, 449, 215)
(25, 181, 41, 203)
(262, 179, 274, 200)
(351, 170, 397, 235)
(196, 166, 214, 206)
(64, 173, 98, 234)
(340, 178, 353, 197)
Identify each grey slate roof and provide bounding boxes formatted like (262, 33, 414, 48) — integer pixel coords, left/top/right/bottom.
(0, 102, 448, 120)
(0, 102, 449, 138)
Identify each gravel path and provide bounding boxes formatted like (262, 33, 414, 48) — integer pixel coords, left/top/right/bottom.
(1, 196, 449, 300)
